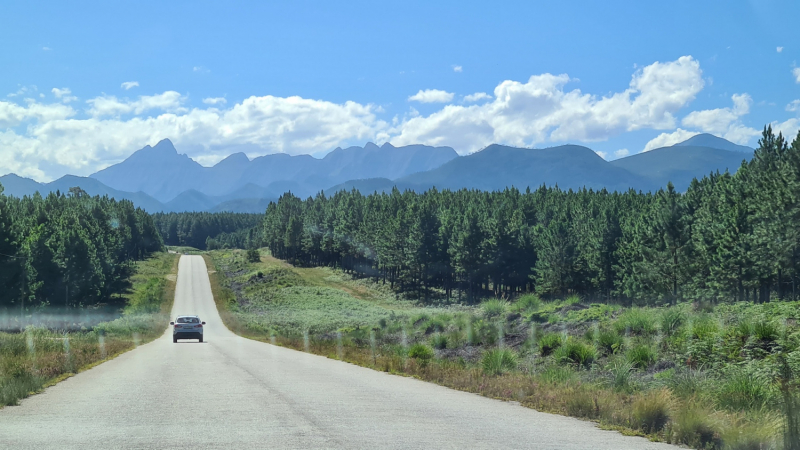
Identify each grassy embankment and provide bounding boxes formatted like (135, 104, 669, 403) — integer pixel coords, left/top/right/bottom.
(0, 252, 179, 407)
(208, 249, 800, 450)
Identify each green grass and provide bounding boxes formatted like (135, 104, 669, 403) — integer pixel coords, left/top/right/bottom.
(0, 252, 178, 407)
(481, 348, 518, 375)
(208, 248, 800, 449)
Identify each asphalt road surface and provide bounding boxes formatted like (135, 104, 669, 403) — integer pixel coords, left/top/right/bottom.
(0, 255, 679, 449)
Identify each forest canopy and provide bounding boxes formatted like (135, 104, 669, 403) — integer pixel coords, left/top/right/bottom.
(0, 188, 163, 310)
(262, 126, 800, 305)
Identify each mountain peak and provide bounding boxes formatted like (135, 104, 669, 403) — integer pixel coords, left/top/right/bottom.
(364, 142, 380, 151)
(153, 138, 177, 152)
(673, 133, 753, 153)
(215, 152, 250, 167)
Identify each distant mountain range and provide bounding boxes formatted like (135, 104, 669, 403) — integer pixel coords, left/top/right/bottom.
(0, 133, 754, 213)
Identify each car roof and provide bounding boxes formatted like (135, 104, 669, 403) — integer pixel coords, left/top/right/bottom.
(176, 315, 199, 318)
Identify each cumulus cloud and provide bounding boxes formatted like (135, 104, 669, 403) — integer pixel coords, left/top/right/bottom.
(408, 89, 455, 103)
(771, 118, 800, 139)
(463, 92, 492, 102)
(86, 91, 187, 117)
(680, 93, 759, 144)
(615, 148, 630, 158)
(393, 56, 705, 153)
(202, 97, 227, 105)
(788, 100, 800, 112)
(453, 65, 463, 73)
(51, 88, 77, 103)
(121, 81, 139, 90)
(0, 92, 387, 181)
(794, 68, 800, 83)
(778, 47, 784, 53)
(643, 129, 699, 151)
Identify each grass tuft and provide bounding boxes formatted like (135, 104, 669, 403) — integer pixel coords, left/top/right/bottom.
(481, 348, 518, 376)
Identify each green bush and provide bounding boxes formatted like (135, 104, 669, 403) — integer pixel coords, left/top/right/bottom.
(554, 338, 597, 368)
(539, 332, 563, 356)
(631, 389, 672, 434)
(608, 359, 635, 392)
(596, 329, 623, 355)
(246, 248, 261, 263)
(430, 333, 448, 350)
(672, 406, 721, 449)
(659, 308, 685, 337)
(481, 299, 508, 319)
(753, 319, 779, 342)
(626, 343, 656, 369)
(565, 388, 599, 419)
(690, 315, 719, 340)
(539, 365, 577, 384)
(482, 348, 518, 375)
(614, 308, 657, 336)
(408, 343, 434, 366)
(514, 294, 541, 313)
(716, 367, 772, 411)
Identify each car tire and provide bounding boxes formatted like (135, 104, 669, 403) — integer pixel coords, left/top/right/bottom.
(199, 336, 203, 343)
(173, 337, 177, 343)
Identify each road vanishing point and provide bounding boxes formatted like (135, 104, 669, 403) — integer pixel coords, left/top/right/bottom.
(0, 255, 678, 449)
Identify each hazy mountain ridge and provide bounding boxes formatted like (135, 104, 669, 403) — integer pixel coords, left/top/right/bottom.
(0, 135, 755, 212)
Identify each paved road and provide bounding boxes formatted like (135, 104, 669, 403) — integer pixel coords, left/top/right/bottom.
(0, 256, 678, 449)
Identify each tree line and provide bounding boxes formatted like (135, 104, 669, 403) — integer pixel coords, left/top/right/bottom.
(261, 126, 800, 305)
(151, 212, 263, 250)
(0, 187, 163, 309)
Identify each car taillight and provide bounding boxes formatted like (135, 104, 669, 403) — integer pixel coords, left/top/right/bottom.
(195, 324, 202, 328)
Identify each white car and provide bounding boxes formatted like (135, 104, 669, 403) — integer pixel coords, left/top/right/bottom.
(170, 316, 205, 343)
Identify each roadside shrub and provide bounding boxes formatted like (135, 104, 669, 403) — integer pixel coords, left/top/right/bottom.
(596, 329, 624, 355)
(430, 333, 448, 350)
(539, 332, 563, 356)
(539, 365, 577, 384)
(422, 317, 447, 334)
(554, 338, 597, 368)
(660, 308, 685, 337)
(614, 308, 657, 336)
(626, 343, 656, 369)
(482, 299, 508, 319)
(408, 343, 434, 366)
(631, 389, 672, 434)
(608, 359, 635, 392)
(482, 348, 518, 376)
(565, 388, 599, 419)
(672, 406, 721, 449)
(716, 367, 772, 411)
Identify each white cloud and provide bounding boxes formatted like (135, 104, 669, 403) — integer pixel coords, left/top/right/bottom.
(121, 81, 139, 90)
(778, 47, 784, 53)
(193, 66, 210, 73)
(86, 91, 187, 117)
(393, 56, 705, 153)
(614, 148, 630, 158)
(453, 65, 463, 73)
(595, 150, 608, 159)
(463, 92, 492, 102)
(794, 68, 800, 83)
(771, 118, 800, 140)
(680, 93, 759, 144)
(0, 92, 387, 181)
(408, 89, 455, 103)
(788, 100, 800, 112)
(51, 88, 77, 103)
(644, 129, 699, 151)
(42, 47, 51, 51)
(202, 97, 227, 105)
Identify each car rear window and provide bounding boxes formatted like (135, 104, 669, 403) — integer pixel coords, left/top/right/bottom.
(177, 317, 198, 323)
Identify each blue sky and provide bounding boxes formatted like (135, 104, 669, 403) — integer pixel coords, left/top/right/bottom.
(1, 0, 800, 180)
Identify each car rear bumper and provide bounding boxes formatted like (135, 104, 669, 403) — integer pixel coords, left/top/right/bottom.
(174, 332, 203, 339)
